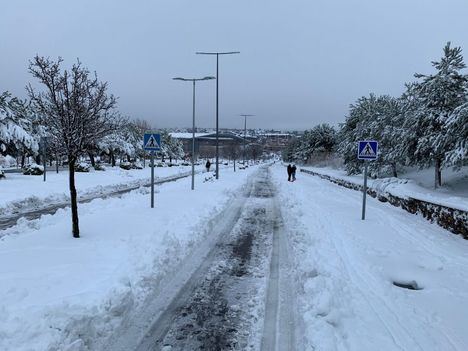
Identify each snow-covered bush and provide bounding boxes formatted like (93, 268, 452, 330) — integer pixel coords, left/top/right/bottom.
(94, 163, 106, 171)
(120, 161, 143, 170)
(22, 163, 44, 175)
(0, 155, 16, 168)
(75, 162, 91, 172)
(119, 161, 132, 170)
(132, 161, 143, 169)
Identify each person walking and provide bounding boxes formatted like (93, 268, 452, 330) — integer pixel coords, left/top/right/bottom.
(287, 164, 292, 181)
(205, 159, 211, 172)
(291, 164, 297, 181)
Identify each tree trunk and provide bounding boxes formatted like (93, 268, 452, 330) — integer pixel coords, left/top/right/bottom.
(391, 163, 398, 178)
(88, 152, 96, 167)
(169, 156, 172, 163)
(21, 154, 25, 168)
(68, 157, 80, 238)
(435, 158, 442, 188)
(126, 154, 131, 162)
(56, 154, 59, 173)
(110, 151, 115, 167)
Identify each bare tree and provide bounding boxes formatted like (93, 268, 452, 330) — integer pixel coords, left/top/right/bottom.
(27, 56, 117, 238)
(225, 142, 241, 171)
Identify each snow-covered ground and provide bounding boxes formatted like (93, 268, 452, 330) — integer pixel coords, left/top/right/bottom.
(2, 162, 467, 350)
(0, 165, 257, 351)
(0, 164, 209, 217)
(300, 165, 468, 211)
(272, 164, 468, 350)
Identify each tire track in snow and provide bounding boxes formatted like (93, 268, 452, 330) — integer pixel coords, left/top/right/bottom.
(117, 166, 297, 351)
(261, 190, 296, 351)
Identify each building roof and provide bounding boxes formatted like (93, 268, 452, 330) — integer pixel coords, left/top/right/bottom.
(170, 132, 211, 139)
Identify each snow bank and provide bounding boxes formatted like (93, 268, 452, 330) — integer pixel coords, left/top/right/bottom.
(0, 165, 205, 217)
(272, 164, 468, 351)
(0, 165, 258, 350)
(301, 165, 467, 211)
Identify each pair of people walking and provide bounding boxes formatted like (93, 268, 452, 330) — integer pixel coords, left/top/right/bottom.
(287, 164, 296, 182)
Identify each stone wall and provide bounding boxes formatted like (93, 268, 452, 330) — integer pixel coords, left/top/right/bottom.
(300, 168, 468, 239)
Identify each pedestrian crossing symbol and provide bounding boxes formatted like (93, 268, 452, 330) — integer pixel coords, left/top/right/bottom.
(144, 133, 161, 151)
(358, 140, 378, 160)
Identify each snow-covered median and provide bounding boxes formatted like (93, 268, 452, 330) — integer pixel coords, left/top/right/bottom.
(0, 165, 257, 351)
(272, 164, 468, 351)
(0, 165, 202, 217)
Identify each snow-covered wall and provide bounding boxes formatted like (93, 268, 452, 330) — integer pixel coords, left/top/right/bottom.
(300, 168, 468, 238)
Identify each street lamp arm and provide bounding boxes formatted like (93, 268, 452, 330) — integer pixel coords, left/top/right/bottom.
(173, 76, 216, 82)
(196, 51, 240, 55)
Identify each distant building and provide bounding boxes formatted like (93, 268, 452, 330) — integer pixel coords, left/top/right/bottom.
(170, 132, 244, 159)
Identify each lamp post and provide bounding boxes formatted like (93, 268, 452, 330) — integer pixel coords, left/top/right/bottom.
(173, 76, 216, 190)
(239, 114, 254, 165)
(196, 51, 240, 180)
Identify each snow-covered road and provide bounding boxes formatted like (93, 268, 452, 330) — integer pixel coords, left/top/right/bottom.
(272, 164, 468, 350)
(105, 166, 296, 351)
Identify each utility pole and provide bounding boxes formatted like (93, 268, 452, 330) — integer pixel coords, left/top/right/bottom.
(173, 76, 216, 190)
(196, 51, 239, 179)
(239, 114, 254, 165)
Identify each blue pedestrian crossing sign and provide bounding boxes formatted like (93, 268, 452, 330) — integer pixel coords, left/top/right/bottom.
(358, 140, 378, 160)
(144, 133, 161, 151)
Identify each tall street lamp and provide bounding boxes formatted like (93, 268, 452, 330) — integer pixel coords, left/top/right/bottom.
(196, 51, 240, 180)
(239, 114, 254, 165)
(173, 76, 216, 190)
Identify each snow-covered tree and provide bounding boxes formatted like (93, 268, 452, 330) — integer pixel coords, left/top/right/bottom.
(408, 42, 468, 187)
(160, 131, 184, 163)
(0, 92, 38, 157)
(443, 102, 468, 169)
(281, 124, 336, 163)
(95, 117, 137, 166)
(28, 56, 117, 238)
(338, 94, 403, 176)
(309, 123, 337, 154)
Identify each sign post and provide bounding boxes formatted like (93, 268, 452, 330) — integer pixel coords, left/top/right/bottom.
(144, 132, 161, 208)
(357, 140, 378, 220)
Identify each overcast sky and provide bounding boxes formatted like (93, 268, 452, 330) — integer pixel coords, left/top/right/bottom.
(1, 0, 467, 131)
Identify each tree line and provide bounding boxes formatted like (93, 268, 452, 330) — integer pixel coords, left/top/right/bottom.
(283, 42, 467, 188)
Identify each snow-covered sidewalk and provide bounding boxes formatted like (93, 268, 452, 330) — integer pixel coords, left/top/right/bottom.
(0, 165, 204, 217)
(0, 165, 257, 351)
(300, 165, 467, 212)
(272, 164, 468, 350)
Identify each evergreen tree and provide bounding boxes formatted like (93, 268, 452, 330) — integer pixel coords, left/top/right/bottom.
(410, 42, 468, 187)
(338, 94, 403, 176)
(443, 102, 468, 169)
